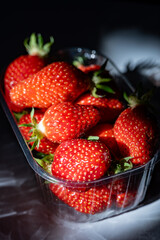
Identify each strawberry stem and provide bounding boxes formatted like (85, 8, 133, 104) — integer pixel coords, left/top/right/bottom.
(24, 33, 54, 57)
(87, 136, 99, 141)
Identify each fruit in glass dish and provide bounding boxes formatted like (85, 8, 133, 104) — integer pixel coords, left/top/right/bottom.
(2, 42, 160, 220)
(21, 102, 101, 145)
(114, 92, 158, 165)
(49, 183, 112, 215)
(10, 61, 91, 109)
(85, 123, 121, 160)
(18, 109, 59, 155)
(4, 33, 54, 112)
(51, 138, 111, 182)
(75, 92, 124, 123)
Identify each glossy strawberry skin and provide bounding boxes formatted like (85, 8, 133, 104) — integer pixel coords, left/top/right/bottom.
(19, 110, 59, 154)
(39, 102, 101, 143)
(4, 55, 45, 112)
(114, 105, 157, 165)
(50, 183, 112, 214)
(51, 139, 111, 182)
(10, 61, 90, 109)
(75, 93, 124, 123)
(86, 123, 121, 160)
(77, 64, 101, 73)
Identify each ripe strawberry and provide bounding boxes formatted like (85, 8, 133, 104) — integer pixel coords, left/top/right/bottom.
(4, 33, 54, 112)
(116, 191, 137, 208)
(51, 138, 111, 182)
(19, 110, 59, 154)
(78, 64, 101, 73)
(86, 123, 121, 160)
(73, 56, 101, 73)
(107, 179, 127, 195)
(10, 61, 90, 109)
(114, 99, 157, 165)
(50, 183, 112, 214)
(75, 93, 124, 123)
(37, 102, 101, 143)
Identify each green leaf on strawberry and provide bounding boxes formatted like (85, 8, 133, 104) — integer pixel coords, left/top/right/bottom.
(24, 33, 54, 57)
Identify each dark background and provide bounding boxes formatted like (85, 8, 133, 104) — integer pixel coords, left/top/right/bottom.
(1, 1, 160, 239)
(0, 1, 160, 67)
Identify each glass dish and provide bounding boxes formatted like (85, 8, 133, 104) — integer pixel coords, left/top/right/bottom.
(0, 47, 160, 223)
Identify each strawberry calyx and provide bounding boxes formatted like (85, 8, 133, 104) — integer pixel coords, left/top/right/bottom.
(73, 56, 84, 68)
(34, 152, 54, 174)
(90, 60, 115, 98)
(108, 157, 133, 175)
(13, 110, 29, 122)
(73, 56, 115, 97)
(123, 88, 154, 109)
(24, 33, 54, 57)
(19, 108, 44, 150)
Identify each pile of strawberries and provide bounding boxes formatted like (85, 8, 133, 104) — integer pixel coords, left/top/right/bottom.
(3, 33, 158, 215)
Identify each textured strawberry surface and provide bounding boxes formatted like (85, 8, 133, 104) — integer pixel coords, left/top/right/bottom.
(114, 105, 157, 165)
(75, 93, 124, 123)
(41, 102, 101, 143)
(4, 55, 45, 112)
(51, 139, 111, 182)
(10, 61, 90, 109)
(50, 183, 112, 214)
(19, 110, 59, 154)
(86, 123, 121, 160)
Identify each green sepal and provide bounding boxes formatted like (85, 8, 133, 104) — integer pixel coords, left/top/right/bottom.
(19, 108, 44, 151)
(24, 33, 54, 57)
(34, 153, 54, 174)
(13, 110, 28, 123)
(96, 84, 115, 94)
(108, 156, 133, 175)
(73, 56, 84, 67)
(91, 60, 115, 96)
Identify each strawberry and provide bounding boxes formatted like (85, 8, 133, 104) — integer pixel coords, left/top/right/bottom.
(51, 138, 111, 182)
(116, 191, 137, 208)
(86, 123, 121, 160)
(50, 183, 112, 214)
(19, 110, 59, 154)
(36, 102, 101, 143)
(10, 61, 90, 109)
(4, 33, 54, 112)
(77, 64, 101, 73)
(114, 94, 157, 165)
(75, 93, 124, 123)
(107, 179, 127, 195)
(73, 55, 101, 73)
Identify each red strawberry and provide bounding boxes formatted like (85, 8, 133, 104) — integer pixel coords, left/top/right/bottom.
(50, 183, 112, 214)
(116, 191, 137, 208)
(114, 98, 157, 165)
(86, 123, 121, 160)
(51, 139, 111, 182)
(107, 179, 127, 195)
(75, 93, 124, 123)
(73, 55, 101, 73)
(10, 61, 90, 109)
(4, 33, 54, 112)
(19, 110, 59, 155)
(76, 63, 101, 73)
(36, 102, 101, 143)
